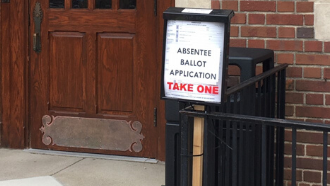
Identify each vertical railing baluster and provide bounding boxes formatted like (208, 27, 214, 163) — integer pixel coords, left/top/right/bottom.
(261, 125, 267, 186)
(275, 70, 285, 186)
(218, 118, 224, 186)
(275, 126, 285, 186)
(257, 81, 262, 116)
(225, 120, 230, 186)
(180, 113, 189, 186)
(323, 131, 328, 186)
(292, 128, 297, 186)
(238, 123, 244, 186)
(232, 122, 238, 186)
(251, 124, 256, 186)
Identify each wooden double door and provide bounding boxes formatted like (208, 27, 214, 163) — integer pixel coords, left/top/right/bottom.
(29, 0, 158, 157)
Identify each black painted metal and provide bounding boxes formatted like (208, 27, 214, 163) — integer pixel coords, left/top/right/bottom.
(323, 131, 328, 186)
(176, 64, 286, 186)
(180, 114, 190, 186)
(165, 123, 180, 186)
(165, 50, 330, 186)
(292, 128, 297, 186)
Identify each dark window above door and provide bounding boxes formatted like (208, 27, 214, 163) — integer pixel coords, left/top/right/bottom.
(49, 0, 136, 9)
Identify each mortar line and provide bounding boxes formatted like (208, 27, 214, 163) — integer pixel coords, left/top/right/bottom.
(50, 158, 85, 176)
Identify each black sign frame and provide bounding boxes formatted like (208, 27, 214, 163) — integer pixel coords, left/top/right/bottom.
(161, 7, 234, 105)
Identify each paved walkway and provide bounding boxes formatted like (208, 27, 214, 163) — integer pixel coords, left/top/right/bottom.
(0, 149, 165, 186)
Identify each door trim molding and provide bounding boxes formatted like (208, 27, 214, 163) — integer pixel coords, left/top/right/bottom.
(0, 0, 29, 148)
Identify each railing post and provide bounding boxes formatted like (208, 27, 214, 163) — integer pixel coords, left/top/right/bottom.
(180, 113, 191, 186)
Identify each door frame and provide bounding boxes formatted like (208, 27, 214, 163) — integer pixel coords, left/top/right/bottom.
(0, 0, 29, 148)
(0, 0, 173, 161)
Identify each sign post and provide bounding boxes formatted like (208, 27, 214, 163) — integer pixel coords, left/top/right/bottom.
(161, 7, 234, 186)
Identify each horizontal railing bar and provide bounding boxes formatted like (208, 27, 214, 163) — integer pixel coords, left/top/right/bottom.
(179, 110, 330, 131)
(226, 64, 288, 95)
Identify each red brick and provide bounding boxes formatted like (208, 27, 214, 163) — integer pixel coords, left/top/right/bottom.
(286, 106, 294, 116)
(297, 27, 314, 38)
(240, 1, 276, 12)
(325, 68, 330, 79)
(296, 80, 330, 92)
(241, 26, 276, 38)
(305, 15, 314, 26)
(285, 130, 330, 144)
(248, 14, 265, 24)
(211, 1, 220, 9)
(305, 119, 323, 123)
(284, 157, 328, 170)
(306, 145, 330, 157)
(276, 53, 294, 64)
(266, 14, 303, 26)
(230, 26, 239, 37)
(296, 54, 330, 66)
(326, 94, 330, 105)
(286, 79, 294, 90)
(284, 169, 303, 181)
(256, 66, 262, 75)
(286, 67, 302, 78)
(278, 27, 295, 38)
(297, 158, 330, 171)
(222, 1, 238, 11)
(230, 39, 246, 47)
(303, 171, 321, 183)
(267, 40, 303, 51)
(277, 1, 294, 12)
(248, 39, 264, 48)
(324, 42, 330, 53)
(231, 13, 246, 24)
(284, 143, 305, 156)
(296, 2, 314, 13)
(228, 65, 240, 76)
(296, 106, 330, 119)
(286, 92, 304, 104)
(306, 93, 323, 105)
(305, 41, 322, 52)
(304, 67, 322, 79)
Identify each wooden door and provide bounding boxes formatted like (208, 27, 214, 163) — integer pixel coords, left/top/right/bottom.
(29, 0, 158, 158)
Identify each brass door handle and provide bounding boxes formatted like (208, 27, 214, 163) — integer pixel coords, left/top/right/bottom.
(33, 33, 41, 53)
(33, 2, 43, 53)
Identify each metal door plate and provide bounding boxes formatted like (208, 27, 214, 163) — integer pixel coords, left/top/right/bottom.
(40, 115, 144, 152)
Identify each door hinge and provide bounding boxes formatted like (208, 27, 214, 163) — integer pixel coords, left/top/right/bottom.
(154, 108, 157, 127)
(1, 0, 10, 3)
(154, 0, 157, 16)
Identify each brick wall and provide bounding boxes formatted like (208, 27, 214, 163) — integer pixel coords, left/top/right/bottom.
(212, 0, 330, 185)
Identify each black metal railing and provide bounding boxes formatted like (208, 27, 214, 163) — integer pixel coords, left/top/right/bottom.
(180, 111, 330, 186)
(177, 64, 330, 186)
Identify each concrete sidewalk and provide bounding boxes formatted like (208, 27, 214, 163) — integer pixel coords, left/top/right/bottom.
(0, 148, 165, 186)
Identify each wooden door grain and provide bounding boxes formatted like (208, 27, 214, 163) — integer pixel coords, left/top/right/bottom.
(29, 0, 157, 158)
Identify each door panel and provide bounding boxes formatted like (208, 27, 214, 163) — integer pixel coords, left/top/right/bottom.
(97, 33, 134, 113)
(29, 0, 157, 158)
(48, 11, 136, 32)
(49, 32, 86, 112)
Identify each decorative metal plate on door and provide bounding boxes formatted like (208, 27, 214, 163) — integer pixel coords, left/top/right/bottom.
(40, 115, 144, 152)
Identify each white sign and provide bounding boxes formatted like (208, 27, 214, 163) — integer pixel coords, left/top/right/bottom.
(182, 8, 212, 14)
(164, 20, 225, 103)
